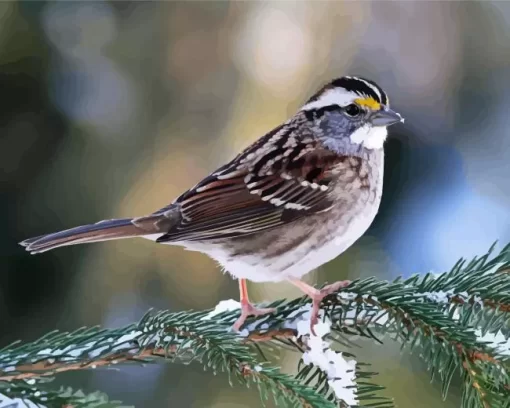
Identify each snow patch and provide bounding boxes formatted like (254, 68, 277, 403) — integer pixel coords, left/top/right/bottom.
(0, 392, 44, 408)
(203, 299, 241, 320)
(338, 292, 358, 301)
(297, 315, 358, 406)
(419, 289, 454, 304)
(114, 331, 142, 345)
(475, 330, 510, 356)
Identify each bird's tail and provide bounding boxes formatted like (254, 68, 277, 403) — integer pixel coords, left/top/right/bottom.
(20, 218, 150, 254)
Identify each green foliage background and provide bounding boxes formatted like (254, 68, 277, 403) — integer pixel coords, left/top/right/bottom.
(1, 1, 510, 407)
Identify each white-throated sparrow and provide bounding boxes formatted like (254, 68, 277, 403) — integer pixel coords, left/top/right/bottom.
(21, 76, 403, 332)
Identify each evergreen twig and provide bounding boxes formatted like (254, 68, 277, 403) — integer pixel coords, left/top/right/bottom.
(0, 244, 508, 407)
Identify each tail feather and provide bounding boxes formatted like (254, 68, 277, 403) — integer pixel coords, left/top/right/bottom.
(20, 218, 146, 254)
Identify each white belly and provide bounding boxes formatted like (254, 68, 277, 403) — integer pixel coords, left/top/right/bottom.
(176, 200, 379, 283)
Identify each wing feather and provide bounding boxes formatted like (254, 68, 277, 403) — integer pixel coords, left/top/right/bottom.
(156, 125, 353, 243)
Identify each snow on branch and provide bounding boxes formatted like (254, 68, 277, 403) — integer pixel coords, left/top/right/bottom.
(0, 244, 509, 407)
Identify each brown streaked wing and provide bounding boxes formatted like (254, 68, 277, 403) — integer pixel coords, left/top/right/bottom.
(156, 136, 345, 243)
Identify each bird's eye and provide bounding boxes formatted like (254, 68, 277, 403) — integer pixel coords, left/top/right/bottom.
(344, 104, 361, 117)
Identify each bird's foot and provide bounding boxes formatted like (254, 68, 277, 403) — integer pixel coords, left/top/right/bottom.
(289, 279, 351, 336)
(309, 280, 351, 335)
(232, 301, 276, 332)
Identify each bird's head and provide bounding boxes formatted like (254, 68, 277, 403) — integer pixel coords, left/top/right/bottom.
(301, 76, 403, 152)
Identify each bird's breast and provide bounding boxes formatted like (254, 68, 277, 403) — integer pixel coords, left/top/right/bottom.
(181, 151, 384, 283)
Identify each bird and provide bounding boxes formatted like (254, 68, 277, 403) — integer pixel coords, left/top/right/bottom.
(20, 76, 403, 333)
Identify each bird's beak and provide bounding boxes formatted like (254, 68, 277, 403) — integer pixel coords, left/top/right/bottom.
(370, 107, 404, 127)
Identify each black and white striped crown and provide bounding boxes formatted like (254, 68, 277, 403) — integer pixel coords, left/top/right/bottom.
(303, 76, 389, 111)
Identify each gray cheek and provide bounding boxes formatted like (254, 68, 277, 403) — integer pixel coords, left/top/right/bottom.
(316, 112, 364, 157)
(318, 111, 351, 137)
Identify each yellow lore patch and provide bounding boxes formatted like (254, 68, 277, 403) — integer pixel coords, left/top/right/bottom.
(354, 97, 381, 110)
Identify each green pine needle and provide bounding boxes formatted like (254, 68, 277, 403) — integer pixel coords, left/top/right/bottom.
(0, 244, 508, 407)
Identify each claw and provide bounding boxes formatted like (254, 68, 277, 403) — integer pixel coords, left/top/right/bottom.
(290, 279, 351, 336)
(233, 278, 276, 332)
(232, 302, 276, 332)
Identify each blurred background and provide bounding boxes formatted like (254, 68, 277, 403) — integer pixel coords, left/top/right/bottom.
(1, 1, 510, 406)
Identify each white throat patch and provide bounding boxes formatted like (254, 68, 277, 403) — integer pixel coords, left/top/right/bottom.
(350, 125, 388, 150)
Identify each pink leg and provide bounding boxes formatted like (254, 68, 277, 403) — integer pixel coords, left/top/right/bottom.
(289, 279, 351, 336)
(232, 279, 276, 331)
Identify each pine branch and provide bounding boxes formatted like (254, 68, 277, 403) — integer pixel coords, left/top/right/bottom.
(0, 244, 509, 407)
(0, 380, 129, 408)
(0, 311, 336, 408)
